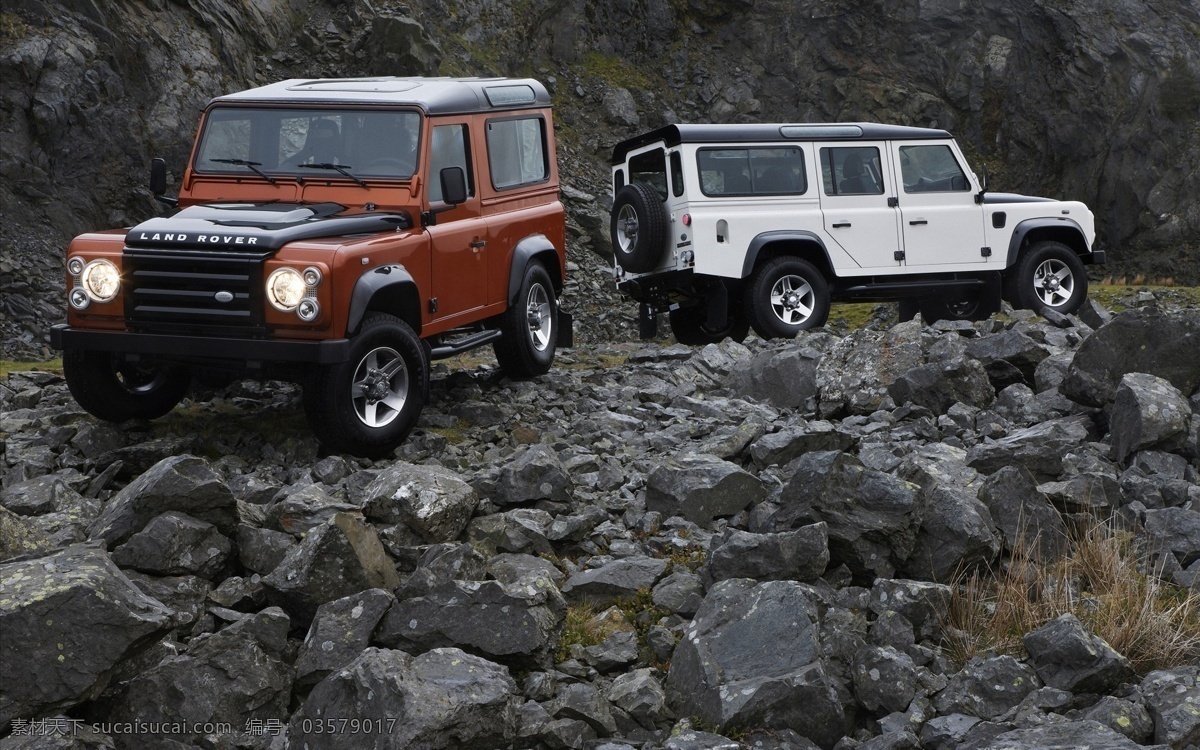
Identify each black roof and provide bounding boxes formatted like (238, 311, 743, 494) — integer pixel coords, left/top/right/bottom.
(213, 77, 552, 115)
(611, 123, 954, 164)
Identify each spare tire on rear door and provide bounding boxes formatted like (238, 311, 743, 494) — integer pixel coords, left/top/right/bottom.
(610, 182, 668, 273)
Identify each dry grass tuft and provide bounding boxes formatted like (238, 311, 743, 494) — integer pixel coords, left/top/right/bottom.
(944, 517, 1200, 673)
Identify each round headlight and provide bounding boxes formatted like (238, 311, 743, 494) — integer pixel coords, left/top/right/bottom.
(297, 298, 321, 322)
(267, 267, 306, 311)
(81, 259, 120, 302)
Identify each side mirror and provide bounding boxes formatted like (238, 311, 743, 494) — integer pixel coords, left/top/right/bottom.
(150, 157, 168, 196)
(439, 166, 467, 206)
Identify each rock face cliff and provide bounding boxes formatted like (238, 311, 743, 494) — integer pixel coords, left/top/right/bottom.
(1, 0, 1198, 355)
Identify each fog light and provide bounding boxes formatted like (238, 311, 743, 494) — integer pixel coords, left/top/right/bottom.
(267, 267, 305, 311)
(69, 288, 91, 310)
(68, 257, 85, 275)
(81, 259, 120, 302)
(297, 298, 320, 322)
(303, 266, 323, 286)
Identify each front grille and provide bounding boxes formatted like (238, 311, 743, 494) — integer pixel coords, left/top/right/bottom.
(123, 249, 267, 336)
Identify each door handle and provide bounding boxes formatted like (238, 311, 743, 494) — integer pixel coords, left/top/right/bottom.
(831, 222, 851, 229)
(908, 219, 928, 226)
(470, 240, 487, 248)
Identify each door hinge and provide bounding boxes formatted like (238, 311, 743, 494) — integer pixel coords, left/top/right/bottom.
(894, 250, 906, 262)
(428, 298, 438, 313)
(888, 197, 899, 208)
(981, 246, 992, 257)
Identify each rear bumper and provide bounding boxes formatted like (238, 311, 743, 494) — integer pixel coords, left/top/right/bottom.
(50, 324, 350, 365)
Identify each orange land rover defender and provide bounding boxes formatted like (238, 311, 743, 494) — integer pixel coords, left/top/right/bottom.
(51, 77, 571, 457)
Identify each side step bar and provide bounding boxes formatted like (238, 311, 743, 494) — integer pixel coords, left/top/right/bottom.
(428, 330, 502, 360)
(840, 277, 989, 300)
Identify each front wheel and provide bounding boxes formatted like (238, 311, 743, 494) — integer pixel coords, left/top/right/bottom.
(63, 350, 190, 422)
(304, 313, 428, 458)
(1012, 241, 1088, 315)
(743, 257, 830, 339)
(494, 262, 558, 379)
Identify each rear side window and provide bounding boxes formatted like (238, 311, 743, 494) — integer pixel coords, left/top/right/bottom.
(820, 146, 884, 196)
(899, 144, 970, 192)
(629, 148, 668, 199)
(697, 147, 806, 196)
(486, 117, 548, 190)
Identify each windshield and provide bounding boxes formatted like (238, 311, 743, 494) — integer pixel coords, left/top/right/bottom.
(194, 107, 421, 179)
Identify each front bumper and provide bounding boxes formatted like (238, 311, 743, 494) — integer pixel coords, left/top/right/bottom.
(50, 324, 350, 365)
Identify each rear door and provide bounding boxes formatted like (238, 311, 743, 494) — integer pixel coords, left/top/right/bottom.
(817, 144, 902, 269)
(891, 141, 987, 266)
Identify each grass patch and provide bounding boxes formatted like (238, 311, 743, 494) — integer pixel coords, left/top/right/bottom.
(578, 51, 653, 91)
(828, 302, 886, 330)
(943, 517, 1200, 673)
(1, 359, 62, 377)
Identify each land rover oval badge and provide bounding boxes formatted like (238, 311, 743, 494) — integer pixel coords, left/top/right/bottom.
(215, 291, 234, 303)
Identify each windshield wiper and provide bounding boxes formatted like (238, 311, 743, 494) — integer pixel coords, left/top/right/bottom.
(299, 162, 368, 188)
(210, 158, 278, 185)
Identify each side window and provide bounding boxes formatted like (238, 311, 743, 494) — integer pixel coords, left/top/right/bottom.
(697, 147, 806, 196)
(820, 146, 884, 196)
(429, 124, 473, 203)
(899, 144, 970, 192)
(629, 148, 668, 199)
(669, 151, 685, 197)
(486, 117, 548, 190)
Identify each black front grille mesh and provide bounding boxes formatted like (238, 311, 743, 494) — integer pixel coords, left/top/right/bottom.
(123, 249, 266, 336)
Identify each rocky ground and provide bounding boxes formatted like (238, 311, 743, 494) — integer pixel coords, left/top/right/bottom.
(2, 296, 1200, 749)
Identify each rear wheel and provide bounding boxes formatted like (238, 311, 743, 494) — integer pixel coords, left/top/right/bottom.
(1013, 241, 1088, 315)
(494, 262, 558, 378)
(304, 313, 427, 458)
(63, 350, 191, 422)
(918, 289, 999, 323)
(744, 257, 830, 339)
(610, 182, 668, 273)
(668, 306, 749, 345)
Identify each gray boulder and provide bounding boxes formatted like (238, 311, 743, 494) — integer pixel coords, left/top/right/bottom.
(869, 579, 953, 643)
(747, 421, 854, 469)
(562, 556, 669, 604)
(1022, 613, 1136, 694)
(1079, 696, 1155, 744)
(493, 443, 574, 505)
(773, 451, 923, 583)
(816, 321, 927, 417)
(0, 545, 172, 727)
(725, 345, 824, 409)
(888, 355, 995, 415)
(1142, 507, 1200, 569)
(700, 524, 829, 585)
(236, 525, 296, 576)
(264, 482, 358, 536)
(1109, 372, 1192, 462)
(978, 465, 1068, 560)
(87, 455, 235, 547)
(933, 655, 1040, 720)
(651, 571, 705, 616)
(607, 668, 669, 730)
(1062, 308, 1200, 407)
(363, 462, 478, 543)
(548, 681, 618, 735)
(261, 512, 402, 625)
(467, 508, 554, 556)
(1142, 666, 1200, 748)
(666, 579, 844, 748)
(967, 415, 1097, 477)
(965, 328, 1053, 387)
(111, 511, 231, 579)
(290, 647, 518, 749)
(971, 718, 1164, 749)
(852, 646, 918, 714)
(645, 453, 766, 525)
(376, 574, 565, 669)
(295, 588, 395, 687)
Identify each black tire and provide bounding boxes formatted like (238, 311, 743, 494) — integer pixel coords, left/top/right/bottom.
(918, 289, 1000, 323)
(743, 257, 830, 339)
(63, 350, 191, 422)
(1012, 241, 1088, 315)
(610, 182, 668, 273)
(494, 262, 558, 379)
(897, 298, 920, 322)
(668, 306, 749, 345)
(304, 313, 428, 458)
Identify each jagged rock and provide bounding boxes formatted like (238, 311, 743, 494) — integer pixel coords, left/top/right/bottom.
(124, 570, 210, 631)
(608, 668, 669, 730)
(772, 451, 922, 583)
(965, 329, 1053, 387)
(971, 718, 1160, 749)
(1141, 666, 1200, 748)
(816, 322, 927, 417)
(1062, 309, 1200, 407)
(933, 655, 1041, 720)
(651, 571, 705, 616)
(663, 730, 742, 750)
(1078, 696, 1155, 744)
(292, 647, 516, 748)
(1022, 613, 1136, 694)
(468, 508, 554, 556)
(1142, 507, 1200, 569)
(104, 608, 292, 747)
(550, 681, 618, 735)
(0, 545, 173, 727)
(562, 556, 669, 603)
(235, 525, 296, 576)
(0, 506, 53, 562)
(725, 344, 825, 409)
(397, 542, 489, 598)
(110, 511, 231, 579)
(207, 575, 265, 612)
(859, 730, 921, 750)
(362, 13, 441, 75)
(87, 455, 236, 547)
(295, 588, 394, 687)
(539, 717, 597, 748)
(853, 646, 918, 714)
(1108, 372, 1192, 462)
(376, 573, 565, 669)
(490, 444, 574, 505)
(966, 415, 1097, 477)
(645, 453, 766, 525)
(264, 482, 358, 536)
(920, 713, 982, 750)
(261, 512, 401, 625)
(1, 473, 86, 516)
(977, 464, 1068, 560)
(888, 354, 995, 415)
(666, 579, 844, 748)
(700, 524, 829, 585)
(489, 552, 566, 585)
(363, 462, 478, 543)
(747, 421, 854, 468)
(582, 630, 638, 672)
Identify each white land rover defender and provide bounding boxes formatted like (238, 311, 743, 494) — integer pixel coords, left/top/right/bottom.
(608, 123, 1104, 343)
